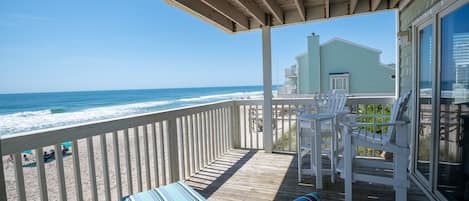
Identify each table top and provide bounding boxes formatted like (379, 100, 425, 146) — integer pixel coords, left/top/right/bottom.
(298, 113, 335, 120)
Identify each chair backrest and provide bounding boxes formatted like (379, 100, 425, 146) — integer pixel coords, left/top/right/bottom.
(314, 92, 347, 114)
(382, 91, 412, 144)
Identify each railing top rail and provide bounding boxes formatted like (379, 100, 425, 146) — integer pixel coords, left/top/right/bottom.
(1, 100, 234, 155)
(346, 96, 395, 104)
(234, 96, 395, 105)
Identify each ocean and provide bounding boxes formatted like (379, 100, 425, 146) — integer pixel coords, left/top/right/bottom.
(0, 86, 272, 136)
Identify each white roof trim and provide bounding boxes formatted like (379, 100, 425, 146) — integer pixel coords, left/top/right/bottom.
(321, 37, 382, 53)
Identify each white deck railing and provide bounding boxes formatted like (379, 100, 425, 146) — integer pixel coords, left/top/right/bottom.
(0, 96, 394, 201)
(1, 100, 235, 201)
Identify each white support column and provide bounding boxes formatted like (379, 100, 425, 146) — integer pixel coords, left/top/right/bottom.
(262, 25, 273, 153)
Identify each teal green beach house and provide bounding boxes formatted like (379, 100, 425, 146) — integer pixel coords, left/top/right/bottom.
(278, 34, 395, 96)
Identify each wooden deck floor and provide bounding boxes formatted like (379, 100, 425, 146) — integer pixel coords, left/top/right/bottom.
(185, 149, 429, 201)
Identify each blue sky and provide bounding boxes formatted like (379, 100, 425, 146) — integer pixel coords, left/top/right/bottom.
(0, 1, 396, 94)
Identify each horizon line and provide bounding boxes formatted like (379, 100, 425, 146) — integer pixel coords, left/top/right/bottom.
(0, 84, 282, 95)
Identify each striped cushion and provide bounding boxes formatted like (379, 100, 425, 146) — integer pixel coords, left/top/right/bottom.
(293, 192, 321, 201)
(121, 181, 206, 201)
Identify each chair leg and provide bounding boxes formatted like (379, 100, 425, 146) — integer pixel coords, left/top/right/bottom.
(314, 120, 323, 190)
(331, 119, 336, 183)
(394, 150, 409, 201)
(344, 127, 352, 201)
(297, 127, 302, 183)
(395, 186, 407, 201)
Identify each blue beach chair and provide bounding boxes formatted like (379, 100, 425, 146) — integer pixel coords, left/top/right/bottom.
(293, 192, 321, 201)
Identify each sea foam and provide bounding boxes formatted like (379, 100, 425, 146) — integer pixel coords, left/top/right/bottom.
(0, 100, 171, 135)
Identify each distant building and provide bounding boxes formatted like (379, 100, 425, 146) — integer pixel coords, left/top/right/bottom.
(278, 34, 395, 96)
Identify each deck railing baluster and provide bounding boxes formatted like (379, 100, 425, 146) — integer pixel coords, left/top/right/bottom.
(142, 125, 151, 190)
(112, 131, 122, 199)
(35, 148, 49, 201)
(100, 134, 111, 201)
(123, 128, 133, 195)
(133, 127, 142, 192)
(14, 152, 26, 201)
(150, 123, 160, 187)
(86, 137, 98, 201)
(54, 143, 67, 201)
(158, 122, 167, 185)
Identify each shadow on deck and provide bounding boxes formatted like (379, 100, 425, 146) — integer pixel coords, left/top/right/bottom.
(185, 149, 429, 201)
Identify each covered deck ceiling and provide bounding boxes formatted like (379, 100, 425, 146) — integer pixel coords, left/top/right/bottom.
(165, 0, 411, 34)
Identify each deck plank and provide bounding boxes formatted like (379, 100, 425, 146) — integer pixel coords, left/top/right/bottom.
(185, 149, 429, 201)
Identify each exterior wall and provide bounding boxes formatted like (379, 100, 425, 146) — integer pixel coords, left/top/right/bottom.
(399, 0, 440, 97)
(319, 40, 395, 94)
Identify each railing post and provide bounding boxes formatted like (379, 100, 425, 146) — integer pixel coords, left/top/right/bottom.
(232, 102, 241, 148)
(0, 140, 7, 201)
(167, 118, 180, 182)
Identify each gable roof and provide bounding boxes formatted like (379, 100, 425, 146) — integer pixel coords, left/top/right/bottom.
(321, 38, 382, 53)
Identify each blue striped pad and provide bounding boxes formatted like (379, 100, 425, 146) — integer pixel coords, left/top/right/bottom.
(121, 181, 206, 201)
(293, 192, 321, 201)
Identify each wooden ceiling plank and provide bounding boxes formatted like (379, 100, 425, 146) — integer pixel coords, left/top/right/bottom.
(294, 0, 306, 21)
(263, 0, 284, 24)
(325, 0, 330, 18)
(168, 0, 234, 33)
(390, 0, 400, 8)
(201, 0, 249, 29)
(237, 0, 266, 26)
(371, 0, 382, 11)
(399, 0, 411, 10)
(349, 0, 358, 14)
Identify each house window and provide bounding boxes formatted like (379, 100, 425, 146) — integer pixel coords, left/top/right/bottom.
(329, 73, 349, 93)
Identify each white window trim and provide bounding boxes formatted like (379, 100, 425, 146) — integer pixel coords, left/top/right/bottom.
(329, 74, 350, 93)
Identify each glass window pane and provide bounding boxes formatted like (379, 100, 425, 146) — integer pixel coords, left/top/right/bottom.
(437, 3, 469, 201)
(417, 24, 433, 180)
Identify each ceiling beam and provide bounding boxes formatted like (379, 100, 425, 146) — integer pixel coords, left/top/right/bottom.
(390, 0, 400, 8)
(263, 0, 284, 24)
(168, 0, 234, 33)
(371, 0, 382, 11)
(399, 0, 411, 10)
(237, 0, 266, 26)
(294, 0, 306, 21)
(349, 0, 358, 14)
(325, 0, 330, 18)
(201, 0, 249, 29)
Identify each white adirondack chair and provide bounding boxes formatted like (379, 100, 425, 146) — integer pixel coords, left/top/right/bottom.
(297, 92, 347, 187)
(340, 91, 411, 201)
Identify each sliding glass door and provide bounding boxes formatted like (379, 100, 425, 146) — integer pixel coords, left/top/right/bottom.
(437, 3, 469, 200)
(413, 1, 469, 201)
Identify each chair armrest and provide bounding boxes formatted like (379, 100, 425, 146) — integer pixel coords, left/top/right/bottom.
(342, 120, 409, 128)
